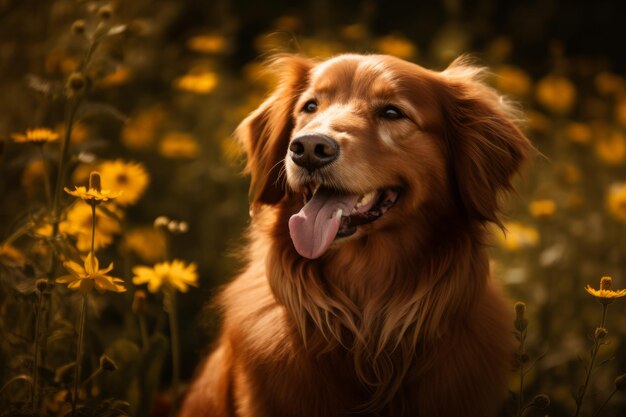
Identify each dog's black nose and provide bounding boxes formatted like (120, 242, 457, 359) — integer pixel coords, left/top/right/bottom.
(289, 134, 339, 172)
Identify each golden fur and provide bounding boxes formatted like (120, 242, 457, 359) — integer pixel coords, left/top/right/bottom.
(180, 54, 532, 417)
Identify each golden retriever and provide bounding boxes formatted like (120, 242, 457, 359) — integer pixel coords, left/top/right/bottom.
(179, 53, 532, 417)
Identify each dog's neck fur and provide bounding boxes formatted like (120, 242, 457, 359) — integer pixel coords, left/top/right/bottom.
(257, 200, 490, 409)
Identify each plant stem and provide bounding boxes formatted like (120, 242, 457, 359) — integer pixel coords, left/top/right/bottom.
(31, 289, 44, 411)
(517, 328, 526, 417)
(166, 288, 180, 415)
(38, 144, 52, 210)
(90, 204, 96, 267)
(574, 303, 609, 417)
(51, 96, 80, 236)
(71, 294, 88, 417)
(593, 389, 617, 417)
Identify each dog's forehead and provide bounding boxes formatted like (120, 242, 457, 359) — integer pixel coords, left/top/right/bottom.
(310, 55, 401, 97)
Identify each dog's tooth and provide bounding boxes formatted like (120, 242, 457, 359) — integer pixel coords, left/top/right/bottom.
(361, 191, 375, 206)
(334, 209, 343, 220)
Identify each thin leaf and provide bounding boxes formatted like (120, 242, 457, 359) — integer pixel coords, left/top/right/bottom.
(0, 374, 33, 395)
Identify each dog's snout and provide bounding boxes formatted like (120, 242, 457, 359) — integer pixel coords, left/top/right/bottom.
(289, 134, 339, 172)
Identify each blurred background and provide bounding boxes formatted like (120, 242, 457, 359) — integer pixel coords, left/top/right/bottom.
(1, 0, 626, 416)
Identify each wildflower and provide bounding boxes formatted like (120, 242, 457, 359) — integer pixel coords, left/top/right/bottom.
(595, 131, 626, 165)
(187, 34, 227, 54)
(375, 34, 417, 60)
(514, 301, 528, 332)
(493, 65, 532, 97)
(607, 182, 626, 222)
(11, 128, 59, 144)
(97, 5, 113, 20)
(494, 222, 540, 251)
(64, 172, 122, 205)
(340, 24, 367, 41)
(565, 122, 592, 144)
(595, 327, 608, 340)
(36, 279, 48, 293)
(132, 260, 199, 293)
(57, 252, 126, 293)
(535, 74, 576, 114)
(585, 276, 626, 305)
(98, 67, 132, 87)
(0, 244, 25, 266)
(121, 106, 167, 150)
(99, 160, 149, 206)
(62, 203, 123, 252)
(595, 72, 625, 96)
(174, 71, 218, 94)
(158, 132, 200, 158)
(122, 227, 166, 263)
(529, 199, 556, 218)
(154, 216, 170, 229)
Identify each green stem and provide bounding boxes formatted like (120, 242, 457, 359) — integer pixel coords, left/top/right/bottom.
(593, 389, 617, 417)
(138, 313, 149, 350)
(71, 295, 88, 417)
(90, 204, 96, 266)
(574, 304, 609, 417)
(167, 288, 180, 415)
(31, 290, 44, 411)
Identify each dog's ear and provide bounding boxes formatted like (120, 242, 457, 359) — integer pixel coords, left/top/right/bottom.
(236, 55, 313, 206)
(440, 57, 533, 226)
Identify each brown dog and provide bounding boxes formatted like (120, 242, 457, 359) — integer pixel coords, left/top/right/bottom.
(180, 54, 531, 417)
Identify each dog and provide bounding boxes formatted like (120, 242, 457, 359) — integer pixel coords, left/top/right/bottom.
(180, 53, 532, 417)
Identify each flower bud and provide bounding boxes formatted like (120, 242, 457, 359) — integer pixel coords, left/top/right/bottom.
(615, 373, 626, 391)
(89, 171, 102, 192)
(66, 72, 86, 96)
(514, 301, 526, 319)
(71, 20, 86, 35)
(514, 318, 528, 332)
(153, 216, 170, 229)
(178, 221, 189, 233)
(531, 394, 550, 409)
(601, 276, 612, 290)
(97, 5, 113, 20)
(167, 221, 179, 233)
(36, 279, 48, 293)
(595, 327, 608, 340)
(99, 354, 117, 371)
(132, 290, 147, 314)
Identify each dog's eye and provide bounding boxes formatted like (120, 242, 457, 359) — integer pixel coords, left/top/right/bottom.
(380, 105, 405, 120)
(302, 100, 318, 113)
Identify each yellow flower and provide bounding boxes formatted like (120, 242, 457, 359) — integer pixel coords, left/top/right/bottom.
(98, 66, 132, 87)
(494, 222, 540, 251)
(493, 65, 532, 97)
(57, 252, 126, 293)
(595, 72, 625, 96)
(122, 227, 166, 263)
(11, 128, 59, 144)
(565, 122, 592, 144)
(340, 24, 367, 41)
(607, 182, 626, 222)
(174, 71, 218, 94)
(132, 260, 198, 293)
(64, 171, 122, 204)
(0, 245, 25, 266)
(187, 34, 227, 54)
(535, 75, 576, 114)
(99, 160, 149, 206)
(585, 276, 626, 305)
(595, 131, 626, 165)
(375, 34, 417, 60)
(529, 199, 556, 218)
(121, 106, 167, 150)
(62, 203, 123, 252)
(159, 132, 200, 159)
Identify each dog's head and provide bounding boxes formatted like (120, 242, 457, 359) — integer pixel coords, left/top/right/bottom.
(237, 54, 531, 259)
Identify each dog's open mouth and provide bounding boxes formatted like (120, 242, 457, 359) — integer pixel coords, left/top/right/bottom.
(288, 184, 400, 259)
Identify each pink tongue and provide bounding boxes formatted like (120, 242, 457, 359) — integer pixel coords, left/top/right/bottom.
(289, 189, 359, 259)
